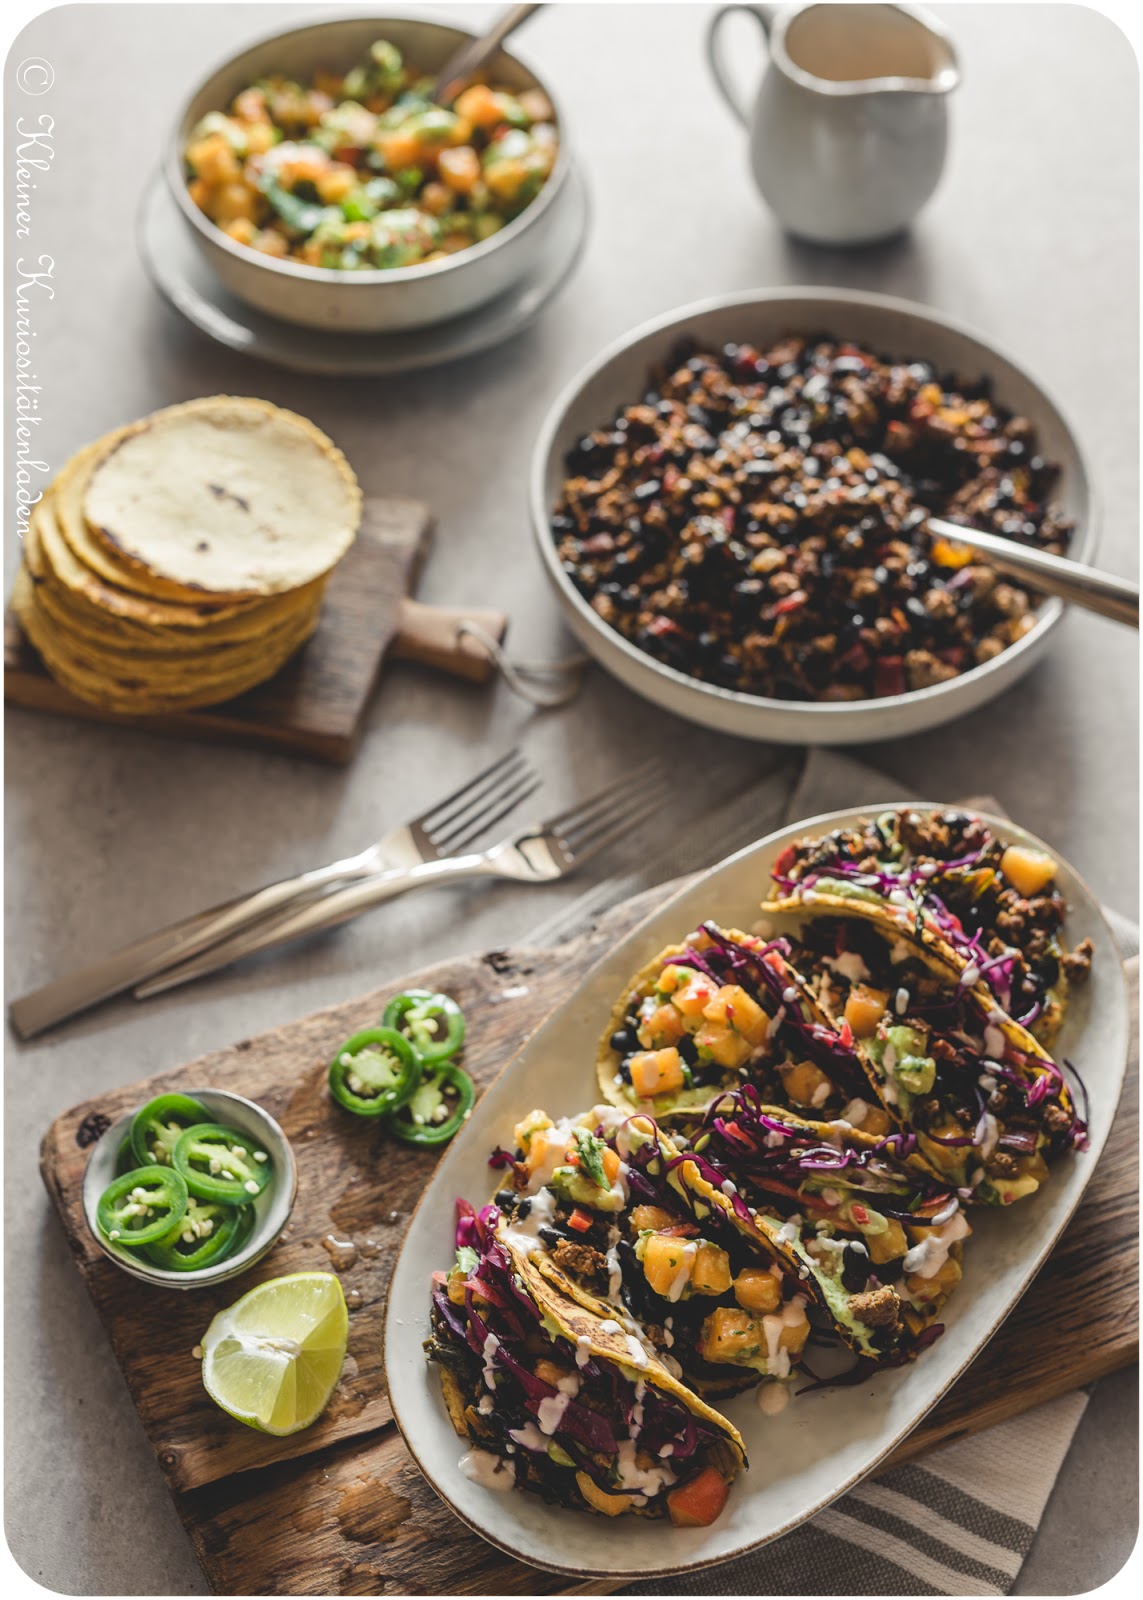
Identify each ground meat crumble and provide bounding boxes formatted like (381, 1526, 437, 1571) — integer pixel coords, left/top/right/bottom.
(551, 335, 1074, 701)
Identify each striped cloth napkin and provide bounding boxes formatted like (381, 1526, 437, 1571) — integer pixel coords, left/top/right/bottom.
(527, 749, 1135, 1596)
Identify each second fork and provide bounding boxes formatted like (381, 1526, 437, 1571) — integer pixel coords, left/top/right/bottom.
(134, 761, 664, 999)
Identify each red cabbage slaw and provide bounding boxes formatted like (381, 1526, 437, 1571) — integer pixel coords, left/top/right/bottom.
(691, 1086, 962, 1227)
(770, 831, 1051, 1021)
(433, 1199, 733, 1491)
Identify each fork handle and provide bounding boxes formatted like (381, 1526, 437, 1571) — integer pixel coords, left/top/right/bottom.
(133, 851, 498, 999)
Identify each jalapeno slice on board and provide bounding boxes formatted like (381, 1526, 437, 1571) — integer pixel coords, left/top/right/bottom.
(96, 1165, 188, 1247)
(328, 1027, 420, 1117)
(172, 1123, 273, 1206)
(386, 1061, 475, 1147)
(130, 1092, 211, 1167)
(381, 990, 466, 1065)
(143, 1198, 244, 1272)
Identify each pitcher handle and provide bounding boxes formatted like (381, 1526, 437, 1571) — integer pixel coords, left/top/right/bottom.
(706, 4, 779, 126)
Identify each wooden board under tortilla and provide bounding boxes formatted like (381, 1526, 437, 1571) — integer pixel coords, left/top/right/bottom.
(6, 497, 506, 765)
(38, 878, 1138, 1594)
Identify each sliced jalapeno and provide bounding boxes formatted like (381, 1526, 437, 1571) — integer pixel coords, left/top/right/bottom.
(381, 990, 466, 1065)
(386, 1061, 475, 1147)
(96, 1165, 188, 1248)
(130, 1092, 211, 1167)
(143, 1197, 245, 1272)
(328, 1027, 420, 1117)
(172, 1123, 272, 1205)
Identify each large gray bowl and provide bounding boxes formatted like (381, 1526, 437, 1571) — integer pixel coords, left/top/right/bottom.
(166, 13, 574, 333)
(531, 288, 1095, 744)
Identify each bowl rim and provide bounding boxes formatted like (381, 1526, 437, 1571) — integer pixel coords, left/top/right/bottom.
(529, 285, 1099, 722)
(164, 8, 572, 291)
(82, 1086, 298, 1289)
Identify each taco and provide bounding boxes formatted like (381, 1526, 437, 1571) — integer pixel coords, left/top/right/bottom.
(677, 1088, 971, 1360)
(598, 923, 869, 1122)
(489, 1106, 814, 1398)
(765, 807, 1094, 1047)
(425, 1196, 745, 1526)
(785, 913, 1087, 1203)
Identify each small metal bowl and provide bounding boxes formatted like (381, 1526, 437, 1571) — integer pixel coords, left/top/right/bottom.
(82, 1088, 298, 1291)
(530, 287, 1096, 745)
(165, 13, 575, 333)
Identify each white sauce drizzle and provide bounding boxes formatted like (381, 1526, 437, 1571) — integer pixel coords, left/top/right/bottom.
(459, 1450, 515, 1491)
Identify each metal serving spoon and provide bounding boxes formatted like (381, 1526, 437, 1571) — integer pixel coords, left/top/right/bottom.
(430, 3, 543, 107)
(928, 517, 1139, 629)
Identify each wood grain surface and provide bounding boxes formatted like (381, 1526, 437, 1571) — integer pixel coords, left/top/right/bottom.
(39, 880, 1138, 1595)
(6, 499, 436, 765)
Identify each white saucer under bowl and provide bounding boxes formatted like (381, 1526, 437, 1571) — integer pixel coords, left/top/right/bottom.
(137, 165, 589, 376)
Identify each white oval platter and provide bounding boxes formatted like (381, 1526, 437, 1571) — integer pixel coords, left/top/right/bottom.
(384, 804, 1127, 1580)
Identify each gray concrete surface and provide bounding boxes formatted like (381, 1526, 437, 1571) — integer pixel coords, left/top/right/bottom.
(4, 4, 1137, 1594)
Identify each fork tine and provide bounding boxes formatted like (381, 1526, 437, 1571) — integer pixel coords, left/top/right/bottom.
(554, 762, 664, 846)
(559, 774, 660, 852)
(542, 758, 664, 836)
(562, 791, 661, 869)
(421, 750, 530, 844)
(436, 770, 544, 855)
(418, 747, 527, 835)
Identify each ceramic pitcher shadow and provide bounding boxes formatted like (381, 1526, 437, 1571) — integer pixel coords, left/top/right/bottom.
(707, 3, 959, 246)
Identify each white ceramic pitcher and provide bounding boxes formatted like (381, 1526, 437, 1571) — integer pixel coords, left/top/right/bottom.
(707, 3, 959, 245)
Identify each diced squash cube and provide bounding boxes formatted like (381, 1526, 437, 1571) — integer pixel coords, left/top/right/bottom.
(733, 1267, 782, 1313)
(642, 1233, 693, 1299)
(629, 1047, 685, 1099)
(454, 83, 507, 129)
(691, 1243, 732, 1295)
(845, 986, 890, 1039)
(859, 1105, 893, 1137)
(779, 1059, 832, 1107)
(630, 1204, 676, 1233)
(637, 1003, 684, 1049)
(1000, 845, 1057, 898)
(701, 1306, 757, 1362)
(694, 1022, 752, 1070)
(667, 1466, 730, 1528)
(702, 984, 769, 1046)
(866, 1218, 908, 1264)
(670, 972, 719, 1018)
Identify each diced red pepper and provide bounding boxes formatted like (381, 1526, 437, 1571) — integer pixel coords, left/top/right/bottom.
(567, 1207, 594, 1234)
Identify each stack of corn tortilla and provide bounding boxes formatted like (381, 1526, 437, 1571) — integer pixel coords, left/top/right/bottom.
(13, 395, 361, 715)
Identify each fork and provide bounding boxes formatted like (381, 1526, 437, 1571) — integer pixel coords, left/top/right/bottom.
(133, 760, 665, 1000)
(8, 748, 540, 1040)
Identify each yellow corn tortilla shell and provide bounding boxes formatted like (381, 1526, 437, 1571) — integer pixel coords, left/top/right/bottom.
(761, 885, 1067, 1046)
(13, 566, 319, 714)
(24, 558, 317, 663)
(18, 567, 320, 681)
(29, 495, 325, 643)
(83, 396, 361, 599)
(510, 1248, 746, 1472)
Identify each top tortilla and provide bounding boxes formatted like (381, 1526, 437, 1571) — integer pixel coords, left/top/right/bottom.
(83, 396, 361, 599)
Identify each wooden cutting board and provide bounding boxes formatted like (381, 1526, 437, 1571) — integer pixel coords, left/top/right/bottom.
(39, 879, 1138, 1596)
(6, 498, 507, 765)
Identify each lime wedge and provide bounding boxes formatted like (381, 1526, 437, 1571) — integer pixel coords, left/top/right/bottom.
(200, 1272, 348, 1435)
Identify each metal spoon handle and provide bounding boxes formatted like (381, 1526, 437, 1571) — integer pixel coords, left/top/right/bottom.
(928, 516, 1140, 629)
(431, 3, 542, 106)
